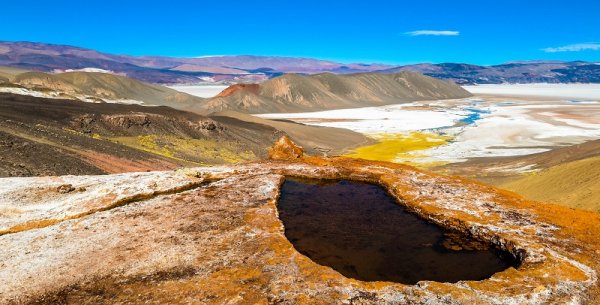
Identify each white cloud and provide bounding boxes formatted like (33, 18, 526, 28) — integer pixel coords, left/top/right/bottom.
(404, 30, 460, 36)
(542, 43, 600, 53)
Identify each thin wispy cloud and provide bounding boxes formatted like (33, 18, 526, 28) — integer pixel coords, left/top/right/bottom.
(542, 43, 600, 53)
(404, 30, 460, 36)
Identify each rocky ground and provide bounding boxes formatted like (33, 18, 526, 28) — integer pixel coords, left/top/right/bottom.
(0, 92, 374, 177)
(0, 137, 598, 304)
(0, 93, 280, 177)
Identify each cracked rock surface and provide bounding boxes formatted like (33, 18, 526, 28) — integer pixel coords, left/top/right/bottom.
(1, 144, 599, 304)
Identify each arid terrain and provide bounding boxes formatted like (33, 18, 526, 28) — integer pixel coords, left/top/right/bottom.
(2, 68, 599, 212)
(0, 66, 470, 177)
(1, 41, 600, 305)
(0, 68, 379, 177)
(3, 0, 600, 302)
(0, 138, 598, 304)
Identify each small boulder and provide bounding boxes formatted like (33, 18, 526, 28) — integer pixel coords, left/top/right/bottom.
(268, 136, 303, 160)
(57, 184, 75, 194)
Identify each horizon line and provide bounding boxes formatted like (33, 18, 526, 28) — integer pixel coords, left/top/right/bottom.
(0, 39, 596, 67)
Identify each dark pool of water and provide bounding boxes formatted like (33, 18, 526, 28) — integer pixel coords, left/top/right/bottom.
(277, 178, 519, 284)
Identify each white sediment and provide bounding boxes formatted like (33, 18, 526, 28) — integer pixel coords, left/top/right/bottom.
(463, 83, 600, 100)
(0, 87, 145, 105)
(258, 103, 465, 133)
(167, 85, 229, 98)
(0, 87, 67, 99)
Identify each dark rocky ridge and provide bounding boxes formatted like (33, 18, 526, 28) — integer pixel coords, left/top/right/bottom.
(0, 93, 278, 176)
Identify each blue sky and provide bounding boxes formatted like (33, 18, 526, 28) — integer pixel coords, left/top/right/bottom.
(1, 0, 599, 65)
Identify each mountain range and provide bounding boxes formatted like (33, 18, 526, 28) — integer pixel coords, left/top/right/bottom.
(0, 41, 390, 84)
(1, 41, 599, 84)
(0, 68, 471, 114)
(381, 61, 600, 84)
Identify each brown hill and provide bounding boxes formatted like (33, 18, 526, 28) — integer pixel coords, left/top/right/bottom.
(0, 92, 376, 177)
(13, 71, 206, 107)
(216, 84, 260, 97)
(204, 71, 472, 113)
(440, 139, 600, 181)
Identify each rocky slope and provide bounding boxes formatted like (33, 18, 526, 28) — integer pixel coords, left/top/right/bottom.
(499, 155, 600, 212)
(1, 68, 471, 116)
(0, 138, 598, 304)
(439, 139, 600, 212)
(0, 93, 278, 176)
(0, 91, 374, 177)
(204, 72, 472, 113)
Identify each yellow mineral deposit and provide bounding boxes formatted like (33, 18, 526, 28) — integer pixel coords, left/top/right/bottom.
(345, 132, 451, 166)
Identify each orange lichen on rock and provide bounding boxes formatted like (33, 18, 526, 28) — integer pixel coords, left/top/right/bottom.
(268, 135, 304, 160)
(0, 151, 599, 304)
